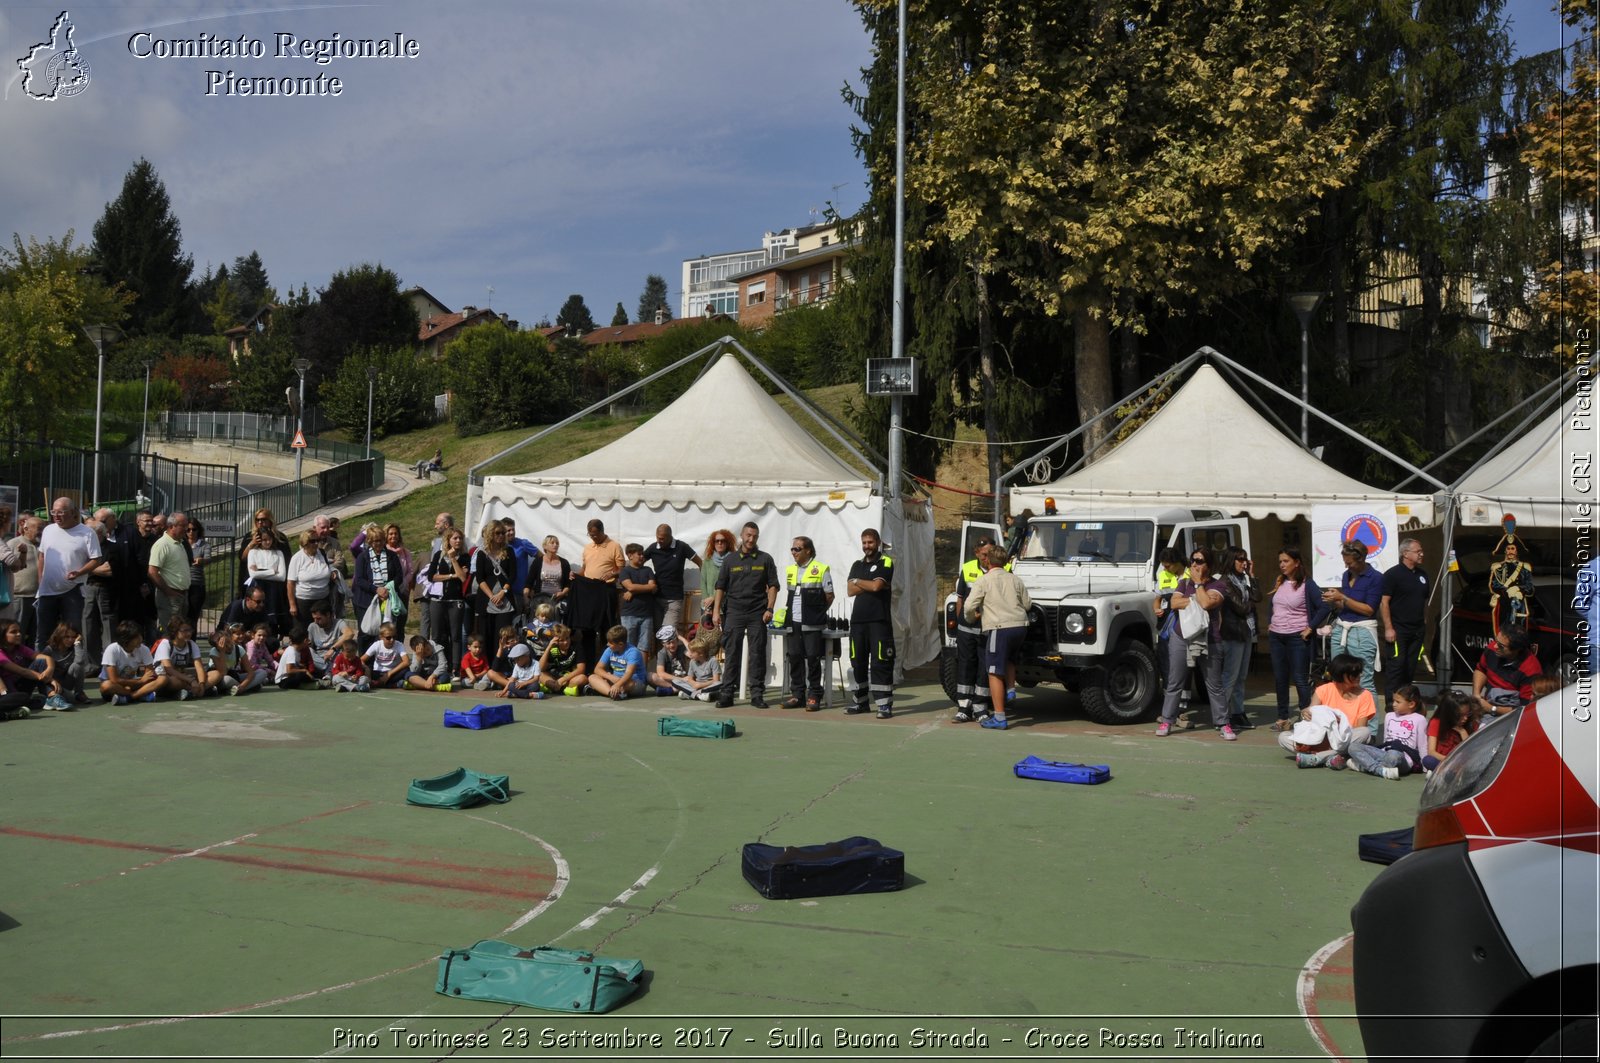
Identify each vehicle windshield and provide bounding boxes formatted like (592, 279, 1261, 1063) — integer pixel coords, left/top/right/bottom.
(1019, 519, 1155, 563)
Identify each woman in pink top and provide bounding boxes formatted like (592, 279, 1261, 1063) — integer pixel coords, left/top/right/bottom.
(1266, 548, 1330, 731)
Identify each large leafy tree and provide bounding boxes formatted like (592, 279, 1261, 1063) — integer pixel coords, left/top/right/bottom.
(636, 274, 672, 323)
(319, 346, 433, 440)
(1522, 0, 1598, 359)
(892, 0, 1365, 455)
(90, 158, 196, 338)
(442, 322, 574, 436)
(555, 294, 596, 336)
(298, 263, 419, 389)
(838, 1, 1063, 490)
(0, 232, 132, 441)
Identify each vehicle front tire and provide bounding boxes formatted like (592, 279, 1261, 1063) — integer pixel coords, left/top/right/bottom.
(1078, 638, 1158, 724)
(938, 643, 959, 703)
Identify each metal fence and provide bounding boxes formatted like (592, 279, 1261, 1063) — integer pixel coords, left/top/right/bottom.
(3, 439, 385, 624)
(159, 409, 370, 469)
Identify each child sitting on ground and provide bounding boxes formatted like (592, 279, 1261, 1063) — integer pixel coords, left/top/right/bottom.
(241, 623, 278, 694)
(589, 624, 647, 700)
(0, 619, 69, 709)
(275, 626, 318, 689)
(41, 623, 89, 705)
(536, 624, 586, 696)
(483, 625, 521, 690)
(100, 621, 162, 704)
(203, 627, 243, 695)
(649, 624, 690, 695)
(152, 618, 206, 701)
(1337, 683, 1427, 779)
(329, 638, 369, 692)
(672, 634, 723, 701)
(362, 623, 411, 688)
(405, 635, 451, 691)
(501, 643, 544, 699)
(1423, 690, 1475, 772)
(459, 635, 492, 691)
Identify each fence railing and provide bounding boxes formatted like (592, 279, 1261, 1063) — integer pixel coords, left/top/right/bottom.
(159, 410, 378, 471)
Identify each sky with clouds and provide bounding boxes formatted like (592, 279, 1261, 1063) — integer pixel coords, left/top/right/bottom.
(0, 0, 1572, 330)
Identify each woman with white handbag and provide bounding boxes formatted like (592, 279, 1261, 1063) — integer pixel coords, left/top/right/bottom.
(1154, 547, 1233, 739)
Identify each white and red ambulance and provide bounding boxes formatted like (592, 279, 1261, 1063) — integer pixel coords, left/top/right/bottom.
(1352, 679, 1598, 1059)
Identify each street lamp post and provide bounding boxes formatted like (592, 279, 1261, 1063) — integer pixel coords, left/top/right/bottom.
(81, 324, 122, 505)
(292, 357, 312, 514)
(1286, 292, 1324, 447)
(139, 360, 152, 456)
(365, 365, 378, 460)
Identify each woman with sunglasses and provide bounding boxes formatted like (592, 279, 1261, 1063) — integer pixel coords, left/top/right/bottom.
(235, 508, 290, 599)
(699, 528, 736, 629)
(1155, 547, 1233, 738)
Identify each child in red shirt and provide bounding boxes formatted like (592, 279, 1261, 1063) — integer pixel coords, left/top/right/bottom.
(459, 635, 491, 691)
(329, 638, 369, 693)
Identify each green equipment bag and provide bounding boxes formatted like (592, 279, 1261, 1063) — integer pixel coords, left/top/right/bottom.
(436, 940, 644, 1013)
(657, 715, 736, 739)
(405, 767, 510, 809)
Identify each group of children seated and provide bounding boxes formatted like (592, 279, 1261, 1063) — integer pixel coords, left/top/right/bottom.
(0, 601, 734, 711)
(1276, 651, 1561, 780)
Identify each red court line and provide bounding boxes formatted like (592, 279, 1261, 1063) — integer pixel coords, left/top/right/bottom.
(239, 840, 553, 881)
(2, 826, 550, 901)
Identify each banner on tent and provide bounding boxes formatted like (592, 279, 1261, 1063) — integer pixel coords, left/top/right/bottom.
(1311, 505, 1398, 586)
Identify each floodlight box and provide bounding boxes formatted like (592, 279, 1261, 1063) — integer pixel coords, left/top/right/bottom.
(866, 357, 918, 396)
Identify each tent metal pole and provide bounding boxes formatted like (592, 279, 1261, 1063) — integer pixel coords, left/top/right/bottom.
(1441, 378, 1570, 489)
(724, 338, 889, 482)
(463, 338, 738, 526)
(1206, 348, 1450, 491)
(994, 350, 1206, 503)
(1394, 374, 1564, 490)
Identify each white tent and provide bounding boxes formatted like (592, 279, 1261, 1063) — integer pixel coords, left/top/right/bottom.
(474, 352, 941, 667)
(1008, 364, 1439, 525)
(1454, 389, 1595, 529)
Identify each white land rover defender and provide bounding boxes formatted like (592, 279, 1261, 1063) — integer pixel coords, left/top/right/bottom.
(940, 503, 1248, 723)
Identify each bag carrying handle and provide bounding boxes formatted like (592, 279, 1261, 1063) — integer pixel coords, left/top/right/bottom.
(472, 776, 510, 803)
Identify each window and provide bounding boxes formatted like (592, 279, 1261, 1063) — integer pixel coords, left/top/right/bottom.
(746, 280, 766, 306)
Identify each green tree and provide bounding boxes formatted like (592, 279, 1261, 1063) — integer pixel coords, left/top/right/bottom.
(299, 263, 419, 388)
(555, 294, 596, 336)
(442, 322, 573, 436)
(230, 324, 297, 417)
(750, 302, 850, 389)
(0, 232, 132, 441)
(638, 317, 751, 408)
(230, 250, 276, 313)
(90, 158, 196, 338)
(1522, 0, 1597, 361)
(319, 346, 433, 440)
(611, 302, 629, 326)
(887, 0, 1365, 454)
(637, 274, 672, 323)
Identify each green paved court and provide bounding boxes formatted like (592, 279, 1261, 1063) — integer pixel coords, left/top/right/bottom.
(0, 671, 1404, 1060)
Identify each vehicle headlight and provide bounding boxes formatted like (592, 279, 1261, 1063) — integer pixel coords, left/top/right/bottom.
(1063, 612, 1086, 635)
(1413, 707, 1522, 849)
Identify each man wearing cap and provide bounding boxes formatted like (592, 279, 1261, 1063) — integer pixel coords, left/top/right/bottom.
(951, 534, 994, 721)
(1323, 540, 1384, 709)
(779, 536, 835, 709)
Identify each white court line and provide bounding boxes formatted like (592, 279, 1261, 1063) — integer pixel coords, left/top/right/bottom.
(1297, 932, 1354, 1061)
(9, 823, 569, 1049)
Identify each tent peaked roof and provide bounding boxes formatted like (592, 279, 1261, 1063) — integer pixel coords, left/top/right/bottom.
(480, 352, 875, 512)
(1009, 364, 1436, 522)
(1455, 389, 1592, 528)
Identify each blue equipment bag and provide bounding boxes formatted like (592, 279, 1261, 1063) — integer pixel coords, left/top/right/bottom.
(741, 836, 904, 899)
(1013, 755, 1111, 785)
(1358, 827, 1414, 866)
(444, 704, 515, 730)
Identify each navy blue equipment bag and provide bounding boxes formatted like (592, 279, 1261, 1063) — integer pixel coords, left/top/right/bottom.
(1013, 755, 1111, 785)
(1358, 827, 1414, 866)
(741, 836, 904, 899)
